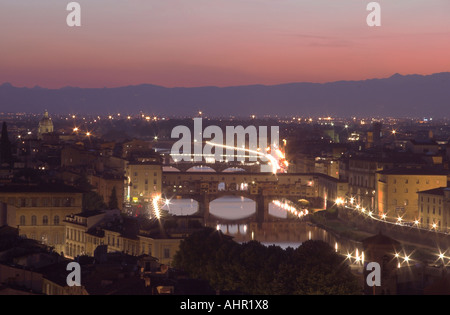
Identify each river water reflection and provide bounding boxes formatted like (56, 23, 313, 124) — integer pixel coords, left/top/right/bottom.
(163, 197, 363, 255)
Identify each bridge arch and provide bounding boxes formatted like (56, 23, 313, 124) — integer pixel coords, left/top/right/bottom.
(186, 165, 216, 172)
(209, 195, 256, 220)
(222, 167, 246, 172)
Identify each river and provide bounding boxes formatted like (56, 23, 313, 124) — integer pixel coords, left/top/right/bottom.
(162, 197, 363, 257)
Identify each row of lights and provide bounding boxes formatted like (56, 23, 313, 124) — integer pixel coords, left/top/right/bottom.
(335, 197, 450, 267)
(336, 197, 447, 233)
(272, 199, 308, 218)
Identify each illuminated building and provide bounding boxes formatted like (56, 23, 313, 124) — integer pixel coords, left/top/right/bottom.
(37, 110, 54, 140)
(348, 156, 394, 211)
(417, 187, 450, 231)
(63, 211, 181, 265)
(125, 161, 162, 204)
(376, 168, 447, 220)
(0, 184, 83, 253)
(64, 210, 120, 258)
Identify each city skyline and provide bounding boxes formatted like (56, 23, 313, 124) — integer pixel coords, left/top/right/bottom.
(2, 0, 450, 297)
(1, 0, 450, 88)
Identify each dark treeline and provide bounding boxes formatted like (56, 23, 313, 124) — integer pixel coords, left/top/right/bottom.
(173, 228, 361, 295)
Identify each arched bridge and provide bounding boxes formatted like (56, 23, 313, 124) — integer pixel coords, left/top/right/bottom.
(162, 171, 339, 225)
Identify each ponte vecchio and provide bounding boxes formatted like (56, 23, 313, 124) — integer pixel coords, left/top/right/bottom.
(162, 170, 339, 225)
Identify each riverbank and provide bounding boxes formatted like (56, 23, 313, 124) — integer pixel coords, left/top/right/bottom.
(308, 212, 372, 242)
(309, 208, 445, 263)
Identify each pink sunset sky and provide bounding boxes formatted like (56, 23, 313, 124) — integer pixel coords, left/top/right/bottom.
(1, 0, 450, 88)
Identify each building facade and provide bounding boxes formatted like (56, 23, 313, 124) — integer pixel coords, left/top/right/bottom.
(63, 210, 180, 265)
(125, 161, 162, 204)
(376, 168, 447, 220)
(0, 184, 83, 253)
(418, 187, 450, 231)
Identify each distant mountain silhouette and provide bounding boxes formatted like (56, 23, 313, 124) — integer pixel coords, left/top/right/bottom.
(1, 72, 450, 117)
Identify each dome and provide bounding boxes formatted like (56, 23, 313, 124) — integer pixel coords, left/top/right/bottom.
(38, 110, 54, 139)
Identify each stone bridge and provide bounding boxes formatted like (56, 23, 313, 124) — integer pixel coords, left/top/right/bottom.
(164, 161, 261, 173)
(162, 171, 339, 225)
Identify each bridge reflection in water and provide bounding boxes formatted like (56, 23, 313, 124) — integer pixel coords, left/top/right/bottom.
(162, 197, 362, 255)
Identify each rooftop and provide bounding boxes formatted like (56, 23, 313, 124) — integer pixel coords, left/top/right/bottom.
(417, 187, 450, 196)
(376, 167, 448, 176)
(0, 183, 83, 194)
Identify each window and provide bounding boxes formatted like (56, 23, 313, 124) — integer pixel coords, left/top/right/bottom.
(43, 215, 48, 225)
(164, 248, 170, 259)
(20, 215, 25, 225)
(54, 216, 60, 225)
(64, 198, 72, 207)
(53, 198, 60, 207)
(31, 215, 37, 226)
(41, 198, 49, 207)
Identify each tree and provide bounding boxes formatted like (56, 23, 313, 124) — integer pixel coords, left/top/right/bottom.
(108, 186, 119, 209)
(0, 122, 12, 166)
(289, 240, 361, 295)
(83, 191, 107, 211)
(173, 230, 361, 295)
(73, 172, 107, 211)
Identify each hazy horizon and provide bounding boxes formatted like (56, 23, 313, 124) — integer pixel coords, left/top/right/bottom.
(1, 71, 449, 90)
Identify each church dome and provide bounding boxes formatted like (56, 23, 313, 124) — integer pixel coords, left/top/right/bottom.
(38, 110, 54, 139)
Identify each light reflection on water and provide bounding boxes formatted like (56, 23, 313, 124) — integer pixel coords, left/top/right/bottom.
(162, 196, 286, 219)
(162, 198, 362, 254)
